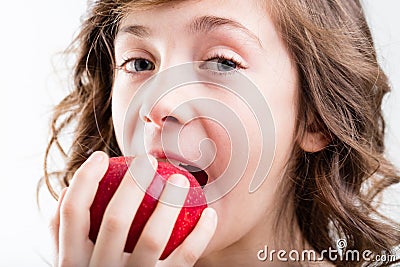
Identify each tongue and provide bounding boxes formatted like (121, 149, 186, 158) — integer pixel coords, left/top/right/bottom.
(179, 164, 208, 187)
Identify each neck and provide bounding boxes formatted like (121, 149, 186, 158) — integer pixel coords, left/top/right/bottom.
(195, 188, 333, 267)
(195, 190, 299, 266)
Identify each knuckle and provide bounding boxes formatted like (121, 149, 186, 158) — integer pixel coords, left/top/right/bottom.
(60, 202, 77, 218)
(180, 247, 199, 265)
(140, 232, 164, 253)
(101, 213, 126, 233)
(73, 165, 92, 180)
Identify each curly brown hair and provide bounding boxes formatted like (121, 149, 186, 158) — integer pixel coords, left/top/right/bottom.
(41, 1, 400, 266)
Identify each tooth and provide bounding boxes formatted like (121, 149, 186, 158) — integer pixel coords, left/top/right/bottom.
(179, 164, 202, 173)
(169, 158, 181, 166)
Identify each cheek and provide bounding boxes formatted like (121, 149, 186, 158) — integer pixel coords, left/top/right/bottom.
(253, 54, 299, 171)
(195, 118, 232, 177)
(268, 76, 298, 168)
(111, 76, 136, 149)
(206, 52, 299, 251)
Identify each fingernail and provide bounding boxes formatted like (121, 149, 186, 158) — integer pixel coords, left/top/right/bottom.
(89, 151, 105, 162)
(204, 208, 216, 218)
(147, 154, 158, 170)
(169, 174, 189, 187)
(204, 208, 217, 225)
(129, 155, 157, 190)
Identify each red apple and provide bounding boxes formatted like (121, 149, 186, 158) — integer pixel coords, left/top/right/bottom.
(89, 156, 208, 259)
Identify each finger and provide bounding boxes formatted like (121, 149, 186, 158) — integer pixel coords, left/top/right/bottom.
(58, 151, 108, 267)
(49, 187, 68, 267)
(49, 187, 68, 251)
(127, 174, 190, 267)
(89, 155, 157, 267)
(161, 208, 217, 267)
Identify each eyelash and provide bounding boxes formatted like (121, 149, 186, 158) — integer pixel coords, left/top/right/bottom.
(116, 53, 246, 76)
(202, 53, 247, 77)
(116, 57, 154, 75)
(204, 53, 245, 68)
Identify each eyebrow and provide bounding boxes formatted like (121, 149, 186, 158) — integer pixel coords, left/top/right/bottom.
(118, 24, 151, 38)
(117, 15, 262, 47)
(188, 15, 262, 46)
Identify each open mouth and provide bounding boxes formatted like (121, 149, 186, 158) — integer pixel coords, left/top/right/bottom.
(178, 163, 209, 188)
(150, 151, 209, 188)
(157, 157, 209, 188)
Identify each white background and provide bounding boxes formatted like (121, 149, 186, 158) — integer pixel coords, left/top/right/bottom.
(0, 1, 399, 266)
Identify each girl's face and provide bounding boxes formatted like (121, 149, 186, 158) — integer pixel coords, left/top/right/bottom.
(112, 0, 299, 257)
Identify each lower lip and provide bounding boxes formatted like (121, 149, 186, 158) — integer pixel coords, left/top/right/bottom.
(150, 153, 210, 187)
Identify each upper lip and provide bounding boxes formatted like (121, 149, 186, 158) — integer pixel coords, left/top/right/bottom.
(149, 149, 205, 171)
(148, 149, 211, 188)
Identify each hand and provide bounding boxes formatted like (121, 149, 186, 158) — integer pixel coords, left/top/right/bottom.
(49, 151, 217, 267)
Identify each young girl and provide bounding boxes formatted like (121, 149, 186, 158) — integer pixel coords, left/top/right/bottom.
(43, 0, 400, 266)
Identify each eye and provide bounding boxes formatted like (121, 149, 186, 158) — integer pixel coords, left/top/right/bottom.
(209, 58, 237, 71)
(121, 58, 155, 73)
(200, 55, 244, 73)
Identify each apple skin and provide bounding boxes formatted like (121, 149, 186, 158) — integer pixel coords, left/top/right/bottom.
(89, 156, 208, 259)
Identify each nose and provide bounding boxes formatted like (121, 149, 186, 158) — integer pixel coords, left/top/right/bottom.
(138, 59, 197, 128)
(140, 100, 181, 128)
(139, 84, 196, 128)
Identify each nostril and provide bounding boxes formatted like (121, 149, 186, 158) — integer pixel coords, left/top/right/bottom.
(162, 116, 179, 123)
(143, 116, 151, 123)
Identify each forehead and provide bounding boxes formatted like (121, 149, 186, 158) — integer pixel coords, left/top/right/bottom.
(117, 0, 275, 45)
(119, 0, 266, 26)
(122, 0, 265, 12)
